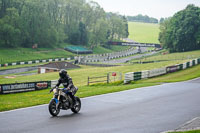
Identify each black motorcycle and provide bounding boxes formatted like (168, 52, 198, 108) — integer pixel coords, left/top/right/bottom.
(48, 87, 81, 116)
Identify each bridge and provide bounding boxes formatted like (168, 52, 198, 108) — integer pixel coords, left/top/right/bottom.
(106, 41, 162, 48)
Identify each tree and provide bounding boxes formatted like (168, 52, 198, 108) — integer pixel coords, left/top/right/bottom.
(0, 0, 129, 48)
(127, 14, 158, 23)
(79, 22, 88, 45)
(123, 16, 129, 38)
(159, 4, 200, 52)
(159, 18, 165, 23)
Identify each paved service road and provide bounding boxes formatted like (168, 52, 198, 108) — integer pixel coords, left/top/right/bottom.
(0, 66, 38, 75)
(1, 78, 200, 133)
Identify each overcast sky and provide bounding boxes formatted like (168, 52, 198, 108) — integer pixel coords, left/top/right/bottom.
(91, 0, 200, 19)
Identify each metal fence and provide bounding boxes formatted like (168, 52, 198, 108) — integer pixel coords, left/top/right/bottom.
(88, 75, 109, 85)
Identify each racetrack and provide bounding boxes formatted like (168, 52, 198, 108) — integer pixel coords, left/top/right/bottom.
(1, 78, 200, 133)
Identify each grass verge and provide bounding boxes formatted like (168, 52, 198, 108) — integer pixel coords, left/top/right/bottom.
(0, 64, 200, 112)
(0, 45, 130, 64)
(0, 60, 191, 85)
(0, 82, 158, 112)
(137, 64, 200, 83)
(169, 130, 200, 133)
(131, 50, 200, 63)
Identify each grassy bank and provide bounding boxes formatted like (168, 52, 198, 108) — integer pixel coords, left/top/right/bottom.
(169, 130, 200, 133)
(128, 22, 160, 43)
(0, 48, 75, 64)
(0, 45, 129, 64)
(131, 50, 200, 62)
(0, 60, 190, 85)
(0, 64, 200, 112)
(0, 82, 157, 112)
(137, 64, 200, 83)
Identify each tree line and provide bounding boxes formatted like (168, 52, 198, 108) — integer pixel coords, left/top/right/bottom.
(0, 0, 129, 48)
(127, 14, 158, 23)
(159, 4, 200, 52)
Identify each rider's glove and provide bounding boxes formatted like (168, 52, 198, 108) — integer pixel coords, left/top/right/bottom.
(49, 88, 54, 93)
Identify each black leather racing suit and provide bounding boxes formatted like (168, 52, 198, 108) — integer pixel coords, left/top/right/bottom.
(56, 74, 76, 106)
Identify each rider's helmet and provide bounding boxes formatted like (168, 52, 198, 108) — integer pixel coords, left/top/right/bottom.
(59, 69, 67, 78)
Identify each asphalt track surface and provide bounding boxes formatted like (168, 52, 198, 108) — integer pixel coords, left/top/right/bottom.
(102, 51, 157, 64)
(1, 78, 200, 133)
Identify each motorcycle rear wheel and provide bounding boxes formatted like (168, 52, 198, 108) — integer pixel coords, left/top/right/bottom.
(71, 97, 81, 113)
(49, 99, 60, 116)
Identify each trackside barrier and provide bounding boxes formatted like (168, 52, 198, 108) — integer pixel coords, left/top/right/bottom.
(183, 62, 187, 69)
(166, 65, 180, 73)
(198, 58, 200, 64)
(189, 60, 193, 67)
(195, 59, 198, 65)
(0, 57, 74, 68)
(141, 70, 149, 79)
(0, 47, 141, 67)
(124, 72, 134, 83)
(124, 58, 200, 83)
(51, 80, 58, 88)
(124, 72, 142, 83)
(0, 80, 69, 94)
(149, 68, 166, 77)
(186, 62, 190, 68)
(0, 81, 51, 94)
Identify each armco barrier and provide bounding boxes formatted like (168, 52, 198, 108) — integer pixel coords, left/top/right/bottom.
(133, 72, 142, 81)
(166, 65, 180, 73)
(198, 58, 200, 64)
(124, 58, 200, 83)
(149, 67, 166, 77)
(192, 60, 195, 66)
(141, 70, 149, 79)
(195, 59, 198, 65)
(189, 60, 193, 67)
(186, 62, 190, 68)
(51, 80, 58, 88)
(179, 64, 183, 70)
(124, 72, 134, 83)
(183, 62, 187, 69)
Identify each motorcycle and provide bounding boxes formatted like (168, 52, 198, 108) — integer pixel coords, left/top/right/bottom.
(48, 87, 81, 116)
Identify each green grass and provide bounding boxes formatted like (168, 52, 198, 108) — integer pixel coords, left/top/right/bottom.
(1, 63, 200, 112)
(1, 50, 199, 85)
(137, 64, 200, 83)
(128, 22, 160, 43)
(0, 45, 130, 64)
(0, 82, 157, 111)
(169, 130, 200, 133)
(0, 63, 48, 70)
(0, 22, 160, 64)
(1, 48, 200, 111)
(132, 50, 200, 62)
(0, 48, 75, 64)
(0, 60, 190, 85)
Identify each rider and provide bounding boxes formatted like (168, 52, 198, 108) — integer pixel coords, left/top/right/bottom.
(54, 69, 77, 107)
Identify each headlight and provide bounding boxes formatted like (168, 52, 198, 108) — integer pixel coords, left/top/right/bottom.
(53, 88, 57, 93)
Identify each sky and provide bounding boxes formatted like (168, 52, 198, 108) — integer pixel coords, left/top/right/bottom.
(91, 0, 200, 19)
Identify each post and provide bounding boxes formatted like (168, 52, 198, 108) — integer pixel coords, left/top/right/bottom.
(107, 74, 109, 84)
(88, 76, 89, 86)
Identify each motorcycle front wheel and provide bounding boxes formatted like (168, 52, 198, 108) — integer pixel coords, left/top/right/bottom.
(49, 99, 60, 116)
(71, 97, 81, 113)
